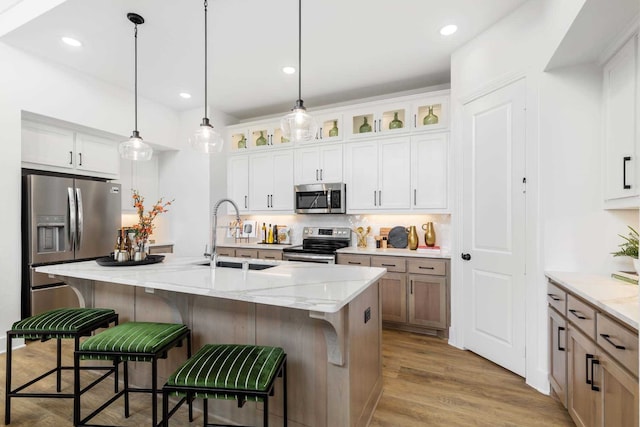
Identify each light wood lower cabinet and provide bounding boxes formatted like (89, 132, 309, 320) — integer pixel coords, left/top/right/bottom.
(338, 253, 449, 337)
(148, 244, 173, 254)
(548, 278, 638, 427)
(216, 247, 283, 261)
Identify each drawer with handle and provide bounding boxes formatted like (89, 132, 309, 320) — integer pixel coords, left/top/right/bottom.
(258, 250, 282, 261)
(596, 313, 638, 377)
(546, 280, 567, 315)
(337, 254, 371, 266)
(235, 248, 259, 259)
(371, 256, 406, 273)
(407, 258, 446, 276)
(566, 295, 596, 339)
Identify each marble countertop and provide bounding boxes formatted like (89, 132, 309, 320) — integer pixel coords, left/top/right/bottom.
(545, 271, 638, 330)
(36, 255, 386, 314)
(337, 246, 451, 259)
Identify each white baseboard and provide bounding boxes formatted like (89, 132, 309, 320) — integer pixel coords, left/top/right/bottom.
(0, 336, 25, 354)
(526, 366, 550, 395)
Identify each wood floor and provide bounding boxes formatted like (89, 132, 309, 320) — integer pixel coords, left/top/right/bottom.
(0, 329, 574, 426)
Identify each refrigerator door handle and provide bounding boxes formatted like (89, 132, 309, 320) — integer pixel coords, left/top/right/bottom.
(75, 187, 83, 251)
(67, 187, 76, 251)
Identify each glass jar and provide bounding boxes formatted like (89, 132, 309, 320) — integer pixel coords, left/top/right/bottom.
(256, 131, 268, 146)
(328, 120, 339, 137)
(423, 106, 439, 125)
(359, 117, 372, 133)
(389, 112, 403, 129)
(237, 135, 247, 149)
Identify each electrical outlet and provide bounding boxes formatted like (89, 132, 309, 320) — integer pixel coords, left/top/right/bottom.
(364, 307, 371, 323)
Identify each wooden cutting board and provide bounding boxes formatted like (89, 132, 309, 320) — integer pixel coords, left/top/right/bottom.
(380, 227, 391, 239)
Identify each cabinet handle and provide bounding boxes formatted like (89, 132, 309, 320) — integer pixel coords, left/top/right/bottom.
(410, 280, 413, 294)
(374, 191, 377, 206)
(623, 156, 631, 189)
(569, 309, 586, 320)
(267, 195, 270, 208)
(316, 169, 319, 181)
(418, 266, 434, 270)
(244, 195, 248, 209)
(600, 333, 626, 350)
(348, 261, 361, 265)
(379, 190, 382, 206)
(547, 293, 561, 301)
(590, 359, 600, 392)
(320, 169, 323, 181)
(69, 151, 73, 165)
(319, 128, 323, 139)
(585, 354, 594, 385)
(264, 256, 275, 259)
(240, 254, 251, 258)
(270, 194, 273, 208)
(414, 189, 417, 205)
(381, 263, 396, 267)
(78, 152, 82, 166)
(557, 326, 565, 351)
(414, 114, 417, 128)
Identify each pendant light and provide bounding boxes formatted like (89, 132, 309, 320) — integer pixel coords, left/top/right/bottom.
(189, 0, 224, 153)
(280, 0, 317, 142)
(119, 13, 153, 161)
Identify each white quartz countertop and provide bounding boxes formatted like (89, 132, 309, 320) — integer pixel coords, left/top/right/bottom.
(36, 255, 386, 314)
(336, 246, 451, 259)
(545, 271, 638, 330)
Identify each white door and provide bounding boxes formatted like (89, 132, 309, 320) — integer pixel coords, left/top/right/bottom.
(344, 141, 378, 210)
(461, 79, 527, 376)
(318, 144, 343, 183)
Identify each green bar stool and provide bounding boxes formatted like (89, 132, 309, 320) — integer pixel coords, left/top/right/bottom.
(162, 344, 287, 427)
(5, 307, 119, 425)
(74, 321, 192, 427)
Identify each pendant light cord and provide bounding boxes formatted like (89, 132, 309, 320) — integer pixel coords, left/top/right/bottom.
(204, 0, 208, 120)
(298, 0, 302, 102)
(134, 23, 138, 133)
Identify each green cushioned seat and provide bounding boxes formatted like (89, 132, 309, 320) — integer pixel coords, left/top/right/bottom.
(11, 308, 117, 340)
(79, 322, 189, 362)
(167, 344, 285, 400)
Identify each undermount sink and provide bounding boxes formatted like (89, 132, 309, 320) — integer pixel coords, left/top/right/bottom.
(197, 260, 275, 270)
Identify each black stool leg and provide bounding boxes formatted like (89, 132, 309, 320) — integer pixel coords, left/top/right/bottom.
(74, 351, 81, 426)
(152, 358, 158, 427)
(124, 361, 130, 418)
(283, 360, 287, 427)
(188, 392, 193, 422)
(203, 399, 208, 427)
(264, 393, 269, 427)
(162, 389, 168, 427)
(5, 333, 12, 425)
(56, 338, 63, 392)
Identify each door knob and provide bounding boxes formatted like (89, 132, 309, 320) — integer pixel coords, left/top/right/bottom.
(461, 253, 471, 261)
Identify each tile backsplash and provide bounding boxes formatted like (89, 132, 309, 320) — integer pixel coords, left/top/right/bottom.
(220, 213, 451, 250)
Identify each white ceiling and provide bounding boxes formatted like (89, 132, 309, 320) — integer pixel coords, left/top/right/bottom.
(1, 0, 527, 120)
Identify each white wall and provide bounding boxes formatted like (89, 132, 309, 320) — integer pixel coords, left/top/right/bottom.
(0, 41, 180, 351)
(450, 0, 587, 393)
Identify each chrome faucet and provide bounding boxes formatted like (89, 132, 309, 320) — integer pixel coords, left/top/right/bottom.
(209, 198, 241, 268)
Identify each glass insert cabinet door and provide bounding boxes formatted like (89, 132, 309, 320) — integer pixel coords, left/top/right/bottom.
(347, 102, 409, 138)
(248, 123, 291, 148)
(412, 96, 449, 131)
(314, 114, 343, 142)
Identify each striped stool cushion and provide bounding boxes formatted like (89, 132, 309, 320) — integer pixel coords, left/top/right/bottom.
(79, 322, 189, 362)
(167, 344, 285, 400)
(11, 308, 116, 340)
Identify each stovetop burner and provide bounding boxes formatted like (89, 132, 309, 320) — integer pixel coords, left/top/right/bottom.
(282, 227, 351, 255)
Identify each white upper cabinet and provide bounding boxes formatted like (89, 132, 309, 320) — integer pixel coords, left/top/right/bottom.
(345, 138, 411, 212)
(294, 144, 343, 184)
(249, 150, 294, 212)
(313, 113, 344, 143)
(603, 33, 639, 207)
(411, 95, 450, 132)
(118, 156, 159, 213)
(411, 133, 449, 210)
(22, 119, 119, 179)
(227, 155, 250, 213)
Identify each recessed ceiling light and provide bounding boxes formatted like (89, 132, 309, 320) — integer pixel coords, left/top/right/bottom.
(440, 25, 458, 36)
(282, 66, 296, 75)
(179, 92, 192, 99)
(61, 36, 82, 47)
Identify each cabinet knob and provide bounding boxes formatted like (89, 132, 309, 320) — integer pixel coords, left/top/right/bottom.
(461, 253, 471, 261)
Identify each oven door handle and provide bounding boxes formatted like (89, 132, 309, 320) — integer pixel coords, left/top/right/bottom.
(283, 253, 335, 264)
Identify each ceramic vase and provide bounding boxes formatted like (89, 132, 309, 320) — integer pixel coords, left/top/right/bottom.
(407, 225, 419, 250)
(422, 222, 436, 247)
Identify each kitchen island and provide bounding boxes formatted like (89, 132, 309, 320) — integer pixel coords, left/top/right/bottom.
(37, 256, 386, 427)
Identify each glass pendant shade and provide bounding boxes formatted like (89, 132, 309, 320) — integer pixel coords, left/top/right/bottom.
(119, 133, 153, 161)
(190, 118, 224, 153)
(281, 101, 318, 142)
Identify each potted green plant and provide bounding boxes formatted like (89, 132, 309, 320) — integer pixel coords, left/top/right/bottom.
(612, 226, 639, 274)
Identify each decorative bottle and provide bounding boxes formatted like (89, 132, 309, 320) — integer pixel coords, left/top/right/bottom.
(267, 224, 274, 244)
(329, 120, 339, 137)
(389, 112, 403, 129)
(423, 106, 439, 125)
(262, 222, 267, 243)
(256, 131, 268, 146)
(407, 225, 419, 250)
(237, 135, 247, 149)
(422, 222, 436, 247)
(359, 117, 372, 133)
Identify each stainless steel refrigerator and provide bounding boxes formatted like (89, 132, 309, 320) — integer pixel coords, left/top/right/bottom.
(22, 172, 121, 318)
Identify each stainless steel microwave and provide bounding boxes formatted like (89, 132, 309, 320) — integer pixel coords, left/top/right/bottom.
(294, 183, 346, 214)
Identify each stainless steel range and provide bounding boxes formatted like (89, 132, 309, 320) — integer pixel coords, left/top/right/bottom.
(282, 227, 351, 264)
